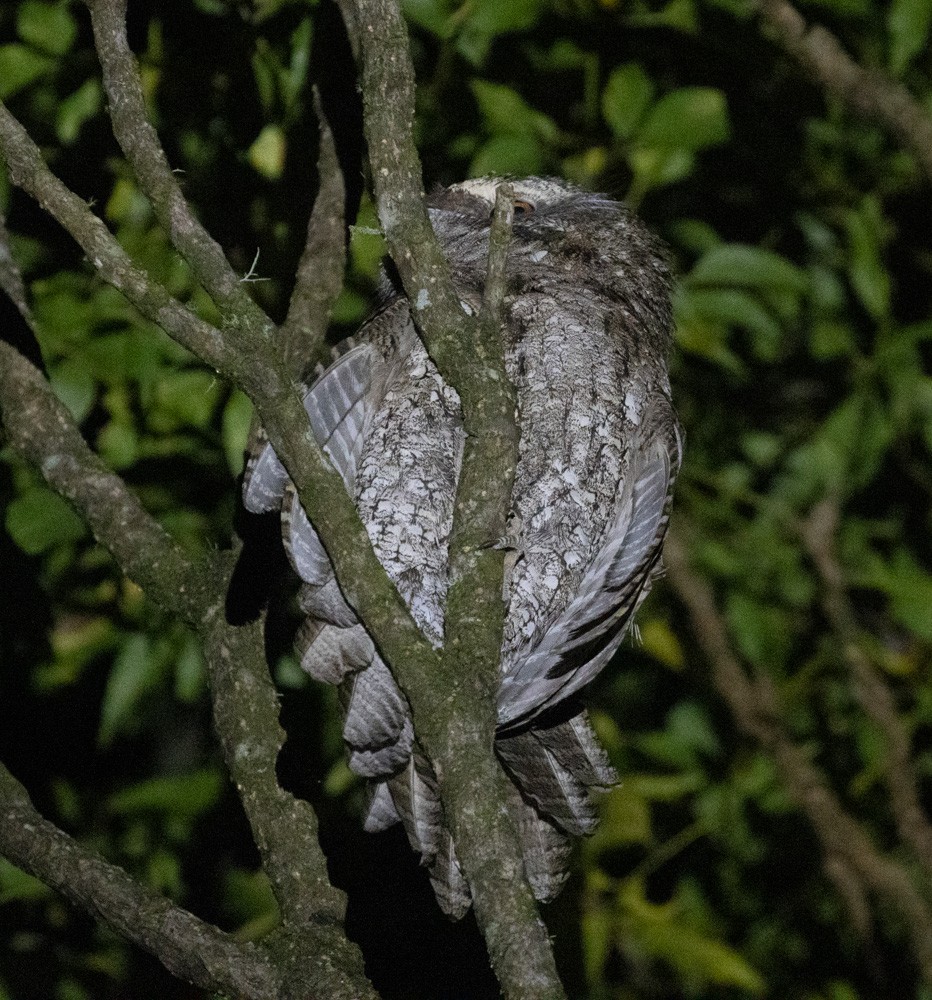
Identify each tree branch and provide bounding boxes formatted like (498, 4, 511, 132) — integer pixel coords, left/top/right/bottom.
(281, 89, 347, 377)
(0, 341, 222, 628)
(200, 614, 377, 1000)
(4, 5, 560, 992)
(801, 499, 932, 877)
(0, 221, 375, 995)
(0, 762, 279, 1000)
(665, 530, 932, 984)
(757, 0, 932, 184)
(337, 3, 563, 995)
(0, 100, 242, 382)
(0, 77, 449, 775)
(0, 96, 436, 688)
(85, 0, 274, 332)
(336, 0, 473, 378)
(0, 212, 30, 320)
(0, 341, 377, 998)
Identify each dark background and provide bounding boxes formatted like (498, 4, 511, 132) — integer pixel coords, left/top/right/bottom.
(1, 0, 931, 997)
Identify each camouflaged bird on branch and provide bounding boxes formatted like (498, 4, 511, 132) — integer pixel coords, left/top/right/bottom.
(243, 176, 681, 917)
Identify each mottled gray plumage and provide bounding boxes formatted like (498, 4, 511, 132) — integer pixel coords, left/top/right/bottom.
(243, 177, 681, 918)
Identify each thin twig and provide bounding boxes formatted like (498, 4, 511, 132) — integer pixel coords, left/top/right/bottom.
(85, 0, 274, 330)
(0, 100, 237, 382)
(281, 88, 347, 377)
(757, 0, 932, 184)
(478, 183, 515, 331)
(802, 499, 932, 877)
(336, 0, 476, 384)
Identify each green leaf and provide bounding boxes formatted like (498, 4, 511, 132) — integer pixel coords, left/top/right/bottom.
(222, 390, 254, 476)
(627, 771, 705, 801)
(0, 858, 50, 904)
(17, 1, 78, 56)
(98, 634, 158, 746)
(628, 147, 696, 194)
(0, 44, 53, 99)
(174, 632, 206, 703)
(844, 200, 890, 320)
(887, 551, 932, 642)
(455, 0, 544, 64)
(248, 124, 286, 180)
(602, 63, 655, 139)
(5, 485, 86, 555)
(349, 198, 387, 277)
(666, 701, 721, 759)
(742, 430, 782, 467)
(221, 868, 278, 928)
(284, 17, 313, 111)
(402, 0, 457, 39)
(817, 391, 892, 492)
(49, 358, 96, 423)
(888, 0, 932, 74)
(581, 906, 613, 990)
(639, 617, 685, 669)
(687, 244, 808, 293)
(643, 921, 766, 993)
(97, 421, 138, 470)
(562, 146, 609, 187)
(470, 134, 544, 178)
(809, 320, 855, 360)
(637, 87, 730, 151)
(668, 218, 721, 254)
(149, 370, 222, 432)
(251, 44, 278, 112)
(684, 287, 784, 360)
(83, 329, 169, 383)
(470, 80, 555, 140)
(725, 591, 791, 670)
(146, 848, 183, 897)
(618, 881, 765, 993)
(56, 78, 103, 145)
(469, 0, 543, 36)
(628, 0, 700, 31)
(323, 757, 358, 797)
(672, 289, 745, 372)
(588, 784, 652, 851)
(107, 768, 224, 816)
(533, 38, 589, 71)
(703, 0, 754, 17)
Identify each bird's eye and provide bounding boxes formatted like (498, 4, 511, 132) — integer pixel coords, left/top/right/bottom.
(513, 199, 535, 216)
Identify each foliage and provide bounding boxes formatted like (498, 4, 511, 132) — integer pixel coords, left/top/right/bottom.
(1, 0, 931, 997)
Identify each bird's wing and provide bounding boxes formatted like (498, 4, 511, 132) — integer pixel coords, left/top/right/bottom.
(242, 342, 375, 516)
(495, 708, 617, 834)
(497, 397, 682, 728)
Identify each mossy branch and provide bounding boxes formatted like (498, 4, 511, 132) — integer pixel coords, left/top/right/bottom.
(339, 2, 563, 995)
(0, 761, 279, 1000)
(0, 235, 375, 997)
(3, 0, 566, 994)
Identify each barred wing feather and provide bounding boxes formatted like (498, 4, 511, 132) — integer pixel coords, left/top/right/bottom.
(498, 405, 682, 729)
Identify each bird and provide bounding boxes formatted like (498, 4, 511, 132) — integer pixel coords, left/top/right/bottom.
(242, 176, 681, 918)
